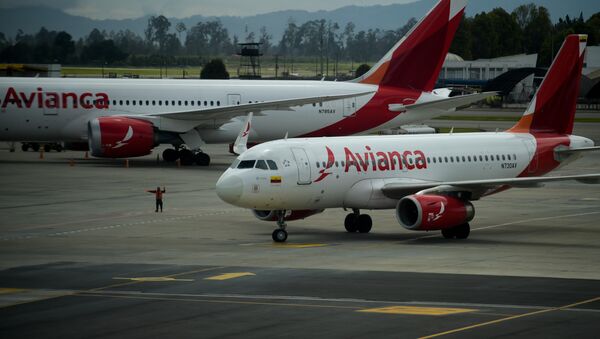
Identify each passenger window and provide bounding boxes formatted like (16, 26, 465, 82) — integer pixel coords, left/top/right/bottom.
(165, 101, 169, 106)
(178, 100, 182, 106)
(139, 100, 142, 105)
(132, 100, 136, 106)
(322, 161, 326, 168)
(185, 101, 188, 106)
(502, 155, 505, 161)
(211, 101, 214, 106)
(119, 100, 123, 105)
(217, 101, 221, 106)
(237, 160, 256, 169)
(316, 162, 320, 168)
(267, 160, 278, 170)
(513, 154, 517, 160)
(204, 101, 207, 106)
(112, 100, 116, 105)
(341, 161, 345, 167)
(479, 155, 483, 161)
(462, 156, 466, 162)
(255, 160, 268, 170)
(335, 161, 339, 167)
(172, 100, 175, 106)
(159, 101, 162, 106)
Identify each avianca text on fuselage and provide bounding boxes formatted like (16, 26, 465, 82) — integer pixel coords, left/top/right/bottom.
(336, 146, 429, 173)
(1, 87, 110, 110)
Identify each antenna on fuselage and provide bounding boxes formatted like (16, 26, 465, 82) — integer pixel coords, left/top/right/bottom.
(449, 127, 454, 135)
(284, 132, 288, 140)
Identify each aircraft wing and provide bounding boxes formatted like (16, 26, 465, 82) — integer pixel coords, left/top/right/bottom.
(388, 92, 498, 113)
(381, 174, 600, 200)
(147, 91, 374, 122)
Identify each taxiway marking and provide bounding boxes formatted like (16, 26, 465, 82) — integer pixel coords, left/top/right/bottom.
(205, 272, 256, 281)
(0, 288, 27, 294)
(358, 305, 477, 316)
(113, 277, 194, 282)
(418, 295, 600, 338)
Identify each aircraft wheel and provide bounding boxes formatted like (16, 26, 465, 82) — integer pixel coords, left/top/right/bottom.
(194, 152, 211, 166)
(441, 228, 455, 239)
(55, 144, 63, 152)
(31, 143, 40, 152)
(21, 144, 29, 152)
(455, 223, 470, 239)
(357, 214, 372, 233)
(162, 148, 178, 162)
(179, 149, 194, 165)
(272, 229, 288, 243)
(44, 144, 51, 152)
(344, 213, 359, 233)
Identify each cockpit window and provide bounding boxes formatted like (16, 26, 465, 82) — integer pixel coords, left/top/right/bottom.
(230, 159, 240, 169)
(237, 160, 256, 169)
(255, 160, 268, 170)
(267, 160, 278, 170)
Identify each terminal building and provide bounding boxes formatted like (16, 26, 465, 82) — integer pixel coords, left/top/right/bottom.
(437, 53, 538, 102)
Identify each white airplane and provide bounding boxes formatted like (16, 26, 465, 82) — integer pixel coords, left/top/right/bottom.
(0, 0, 490, 166)
(216, 34, 600, 242)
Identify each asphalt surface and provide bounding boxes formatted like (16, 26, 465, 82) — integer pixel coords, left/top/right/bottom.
(1, 117, 599, 338)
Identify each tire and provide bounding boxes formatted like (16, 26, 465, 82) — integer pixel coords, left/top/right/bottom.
(179, 149, 194, 165)
(194, 152, 211, 166)
(272, 229, 288, 242)
(441, 228, 455, 239)
(21, 144, 29, 152)
(32, 144, 40, 152)
(455, 223, 470, 239)
(357, 214, 372, 233)
(344, 213, 358, 233)
(55, 144, 63, 152)
(44, 144, 51, 152)
(162, 149, 178, 162)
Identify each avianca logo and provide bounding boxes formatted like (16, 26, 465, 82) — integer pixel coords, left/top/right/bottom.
(112, 126, 134, 149)
(344, 146, 427, 172)
(242, 121, 251, 137)
(314, 146, 335, 182)
(427, 202, 445, 222)
(315, 145, 428, 182)
(1, 87, 110, 110)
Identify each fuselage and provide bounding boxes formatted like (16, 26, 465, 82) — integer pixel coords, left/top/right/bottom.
(0, 77, 448, 144)
(217, 132, 594, 210)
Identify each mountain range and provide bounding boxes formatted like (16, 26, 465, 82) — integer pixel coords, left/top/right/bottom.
(0, 0, 596, 42)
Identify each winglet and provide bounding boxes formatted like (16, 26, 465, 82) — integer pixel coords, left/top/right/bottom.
(353, 0, 467, 92)
(508, 34, 587, 134)
(233, 112, 253, 155)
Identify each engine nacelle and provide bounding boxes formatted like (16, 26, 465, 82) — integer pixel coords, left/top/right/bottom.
(396, 194, 474, 231)
(252, 209, 324, 222)
(88, 117, 156, 158)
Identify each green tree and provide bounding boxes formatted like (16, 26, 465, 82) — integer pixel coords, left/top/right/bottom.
(145, 15, 171, 52)
(53, 31, 75, 63)
(355, 63, 370, 77)
(200, 58, 229, 79)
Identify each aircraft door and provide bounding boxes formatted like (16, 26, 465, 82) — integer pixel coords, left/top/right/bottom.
(228, 94, 242, 106)
(291, 147, 312, 185)
(343, 98, 356, 117)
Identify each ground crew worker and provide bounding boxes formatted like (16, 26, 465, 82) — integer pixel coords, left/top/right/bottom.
(147, 186, 166, 212)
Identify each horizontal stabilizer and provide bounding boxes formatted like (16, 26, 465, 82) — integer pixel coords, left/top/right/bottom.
(554, 146, 600, 154)
(388, 92, 497, 112)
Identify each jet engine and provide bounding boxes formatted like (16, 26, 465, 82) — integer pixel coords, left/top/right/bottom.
(88, 117, 157, 158)
(252, 209, 324, 222)
(395, 194, 474, 231)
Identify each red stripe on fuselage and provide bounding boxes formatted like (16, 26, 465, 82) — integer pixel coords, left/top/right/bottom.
(299, 86, 421, 137)
(518, 134, 571, 177)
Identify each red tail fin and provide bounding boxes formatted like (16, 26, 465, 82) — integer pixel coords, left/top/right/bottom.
(355, 0, 467, 92)
(509, 34, 587, 135)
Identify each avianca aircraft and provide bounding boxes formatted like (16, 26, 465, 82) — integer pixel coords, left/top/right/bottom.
(0, 0, 490, 166)
(216, 34, 600, 242)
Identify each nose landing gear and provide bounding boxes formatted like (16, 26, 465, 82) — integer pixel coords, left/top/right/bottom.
(272, 210, 288, 243)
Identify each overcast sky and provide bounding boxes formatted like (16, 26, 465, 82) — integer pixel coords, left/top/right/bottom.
(0, 0, 420, 20)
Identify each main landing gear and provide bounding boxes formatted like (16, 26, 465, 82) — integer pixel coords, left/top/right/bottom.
(344, 209, 372, 234)
(272, 211, 288, 243)
(441, 223, 470, 239)
(162, 147, 210, 166)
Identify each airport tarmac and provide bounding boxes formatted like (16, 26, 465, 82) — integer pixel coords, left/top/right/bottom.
(1, 126, 600, 337)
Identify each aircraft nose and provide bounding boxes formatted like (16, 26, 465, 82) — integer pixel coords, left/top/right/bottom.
(216, 174, 243, 205)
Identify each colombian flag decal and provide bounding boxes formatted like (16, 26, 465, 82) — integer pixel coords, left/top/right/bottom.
(270, 176, 282, 184)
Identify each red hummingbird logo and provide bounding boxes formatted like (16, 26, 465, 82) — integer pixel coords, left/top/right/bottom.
(314, 146, 335, 182)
